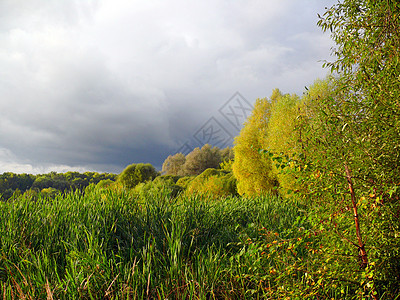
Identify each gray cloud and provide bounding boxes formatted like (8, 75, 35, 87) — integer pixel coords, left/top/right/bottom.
(0, 0, 336, 173)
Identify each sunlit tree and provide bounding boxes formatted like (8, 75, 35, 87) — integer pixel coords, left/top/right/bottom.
(162, 153, 186, 176)
(118, 163, 158, 189)
(232, 91, 282, 195)
(183, 144, 221, 176)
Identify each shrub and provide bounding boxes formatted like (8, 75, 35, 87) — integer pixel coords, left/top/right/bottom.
(185, 168, 237, 199)
(118, 163, 159, 189)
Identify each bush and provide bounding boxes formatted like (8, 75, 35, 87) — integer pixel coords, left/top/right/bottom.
(185, 168, 237, 199)
(176, 176, 194, 190)
(134, 176, 183, 199)
(118, 163, 159, 189)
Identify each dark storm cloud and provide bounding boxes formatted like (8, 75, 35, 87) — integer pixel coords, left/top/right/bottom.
(0, 0, 336, 173)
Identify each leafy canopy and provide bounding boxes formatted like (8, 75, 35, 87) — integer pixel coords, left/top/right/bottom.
(232, 93, 280, 196)
(118, 163, 158, 189)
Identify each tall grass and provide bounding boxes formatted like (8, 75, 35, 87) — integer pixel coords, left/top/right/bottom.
(0, 186, 307, 299)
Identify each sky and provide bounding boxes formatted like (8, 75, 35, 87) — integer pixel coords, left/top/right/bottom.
(0, 0, 337, 174)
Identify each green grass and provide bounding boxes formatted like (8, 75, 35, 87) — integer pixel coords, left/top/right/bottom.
(4, 185, 394, 299)
(0, 186, 310, 299)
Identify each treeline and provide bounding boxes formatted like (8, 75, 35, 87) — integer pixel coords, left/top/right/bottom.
(161, 144, 234, 176)
(0, 144, 235, 202)
(115, 145, 237, 200)
(0, 171, 117, 200)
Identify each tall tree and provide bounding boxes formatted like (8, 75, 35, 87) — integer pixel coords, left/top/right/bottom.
(220, 147, 234, 163)
(264, 92, 301, 195)
(293, 1, 400, 297)
(318, 0, 400, 191)
(232, 91, 282, 195)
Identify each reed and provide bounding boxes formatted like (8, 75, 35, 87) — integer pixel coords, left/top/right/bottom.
(0, 185, 308, 299)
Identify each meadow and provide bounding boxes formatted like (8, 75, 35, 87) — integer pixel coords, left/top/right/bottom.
(0, 185, 316, 299)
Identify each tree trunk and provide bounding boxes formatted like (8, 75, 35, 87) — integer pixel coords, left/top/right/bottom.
(344, 164, 368, 268)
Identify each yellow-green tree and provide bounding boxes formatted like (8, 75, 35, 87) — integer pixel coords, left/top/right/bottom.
(232, 91, 282, 196)
(185, 168, 237, 199)
(265, 92, 301, 195)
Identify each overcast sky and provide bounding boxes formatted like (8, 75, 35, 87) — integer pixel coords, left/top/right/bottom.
(0, 0, 336, 174)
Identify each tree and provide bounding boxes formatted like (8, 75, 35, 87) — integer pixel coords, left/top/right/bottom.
(220, 147, 234, 162)
(161, 153, 186, 176)
(291, 1, 400, 297)
(0, 172, 35, 200)
(118, 163, 159, 189)
(183, 144, 221, 176)
(318, 0, 400, 199)
(264, 92, 302, 195)
(232, 91, 282, 196)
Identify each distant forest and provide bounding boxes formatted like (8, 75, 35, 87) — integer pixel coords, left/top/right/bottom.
(0, 171, 117, 200)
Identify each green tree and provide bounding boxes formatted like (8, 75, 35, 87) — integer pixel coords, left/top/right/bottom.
(134, 176, 183, 199)
(291, 1, 400, 297)
(183, 144, 221, 176)
(185, 168, 237, 199)
(318, 0, 400, 199)
(161, 153, 186, 176)
(176, 176, 194, 190)
(118, 163, 159, 189)
(95, 179, 114, 189)
(0, 172, 35, 200)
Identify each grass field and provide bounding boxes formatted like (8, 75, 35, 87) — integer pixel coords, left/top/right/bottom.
(0, 185, 315, 299)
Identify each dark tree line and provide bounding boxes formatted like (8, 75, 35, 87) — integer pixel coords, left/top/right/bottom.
(0, 171, 117, 200)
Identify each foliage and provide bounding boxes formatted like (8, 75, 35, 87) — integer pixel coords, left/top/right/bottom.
(32, 173, 70, 191)
(118, 163, 159, 189)
(220, 147, 234, 162)
(264, 92, 302, 196)
(158, 174, 181, 183)
(318, 0, 400, 202)
(0, 186, 310, 299)
(185, 168, 237, 199)
(232, 93, 280, 196)
(40, 187, 60, 198)
(2, 1, 400, 298)
(0, 173, 35, 200)
(95, 179, 114, 189)
(175, 176, 194, 190)
(182, 144, 222, 176)
(219, 159, 234, 172)
(0, 171, 117, 201)
(284, 1, 400, 297)
(161, 146, 233, 177)
(161, 153, 186, 176)
(134, 176, 183, 199)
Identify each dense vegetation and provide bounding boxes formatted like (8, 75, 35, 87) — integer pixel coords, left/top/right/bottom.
(1, 187, 309, 299)
(0, 171, 117, 201)
(162, 144, 233, 177)
(1, 0, 399, 298)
